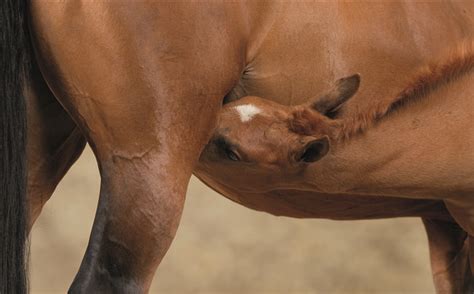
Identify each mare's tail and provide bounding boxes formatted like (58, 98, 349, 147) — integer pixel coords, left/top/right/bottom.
(1, 0, 31, 292)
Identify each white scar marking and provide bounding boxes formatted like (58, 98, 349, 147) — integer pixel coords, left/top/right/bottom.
(234, 104, 262, 122)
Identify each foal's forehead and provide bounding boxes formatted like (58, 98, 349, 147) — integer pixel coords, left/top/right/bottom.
(224, 96, 289, 124)
(233, 104, 262, 122)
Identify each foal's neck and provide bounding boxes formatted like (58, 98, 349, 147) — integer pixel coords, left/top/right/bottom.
(313, 70, 474, 199)
(336, 45, 474, 141)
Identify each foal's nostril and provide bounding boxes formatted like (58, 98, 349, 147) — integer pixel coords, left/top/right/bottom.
(298, 139, 329, 163)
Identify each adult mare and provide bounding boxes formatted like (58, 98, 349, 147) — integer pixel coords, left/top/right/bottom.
(1, 1, 473, 293)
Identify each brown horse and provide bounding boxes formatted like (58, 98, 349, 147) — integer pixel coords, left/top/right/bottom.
(1, 1, 473, 293)
(197, 46, 474, 290)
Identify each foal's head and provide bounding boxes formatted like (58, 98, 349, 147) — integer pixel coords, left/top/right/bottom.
(197, 74, 360, 191)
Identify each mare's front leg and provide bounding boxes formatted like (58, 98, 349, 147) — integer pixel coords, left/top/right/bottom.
(422, 218, 471, 293)
(444, 198, 474, 290)
(30, 2, 246, 292)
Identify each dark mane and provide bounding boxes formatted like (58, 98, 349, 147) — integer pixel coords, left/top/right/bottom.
(337, 42, 474, 140)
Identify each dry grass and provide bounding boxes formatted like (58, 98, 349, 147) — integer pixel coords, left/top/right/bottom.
(30, 147, 434, 293)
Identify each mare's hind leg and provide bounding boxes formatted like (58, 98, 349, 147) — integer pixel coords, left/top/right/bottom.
(26, 59, 86, 229)
(422, 218, 471, 293)
(30, 3, 245, 292)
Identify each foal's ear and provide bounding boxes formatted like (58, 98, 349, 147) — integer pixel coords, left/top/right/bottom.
(311, 74, 360, 116)
(297, 136, 330, 163)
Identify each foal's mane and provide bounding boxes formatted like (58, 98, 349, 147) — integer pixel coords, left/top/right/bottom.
(337, 42, 474, 140)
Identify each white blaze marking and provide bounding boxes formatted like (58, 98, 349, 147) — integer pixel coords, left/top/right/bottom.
(234, 104, 262, 122)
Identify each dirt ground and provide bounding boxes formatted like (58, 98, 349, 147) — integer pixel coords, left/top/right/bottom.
(30, 147, 434, 293)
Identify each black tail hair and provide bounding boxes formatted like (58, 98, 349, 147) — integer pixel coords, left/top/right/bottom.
(1, 0, 30, 293)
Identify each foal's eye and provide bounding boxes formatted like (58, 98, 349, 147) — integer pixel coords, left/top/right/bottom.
(225, 148, 240, 161)
(214, 136, 241, 161)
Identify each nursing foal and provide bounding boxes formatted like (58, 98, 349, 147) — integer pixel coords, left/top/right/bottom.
(198, 47, 474, 276)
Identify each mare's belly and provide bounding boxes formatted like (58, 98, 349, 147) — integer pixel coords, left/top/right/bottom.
(234, 2, 472, 113)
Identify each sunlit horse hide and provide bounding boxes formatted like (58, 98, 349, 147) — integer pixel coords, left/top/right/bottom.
(1, 1, 473, 293)
(197, 44, 474, 290)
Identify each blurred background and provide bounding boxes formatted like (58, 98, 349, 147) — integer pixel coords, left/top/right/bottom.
(30, 147, 434, 293)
